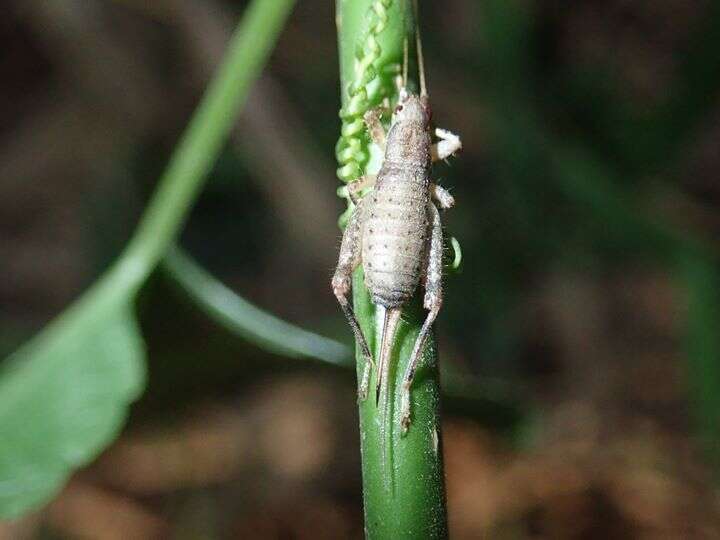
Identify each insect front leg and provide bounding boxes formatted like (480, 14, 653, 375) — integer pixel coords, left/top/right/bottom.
(331, 198, 374, 400)
(363, 108, 387, 151)
(432, 127, 462, 162)
(348, 174, 377, 205)
(399, 202, 444, 434)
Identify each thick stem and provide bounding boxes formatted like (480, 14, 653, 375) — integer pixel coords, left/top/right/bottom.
(336, 1, 449, 537)
(354, 279, 448, 538)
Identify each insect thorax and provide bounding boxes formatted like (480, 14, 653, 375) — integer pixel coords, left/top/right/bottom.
(384, 121, 432, 168)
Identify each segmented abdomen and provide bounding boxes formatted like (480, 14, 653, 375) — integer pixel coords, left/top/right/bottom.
(362, 164, 430, 308)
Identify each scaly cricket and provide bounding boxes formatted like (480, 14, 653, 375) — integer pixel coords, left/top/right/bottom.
(331, 19, 461, 474)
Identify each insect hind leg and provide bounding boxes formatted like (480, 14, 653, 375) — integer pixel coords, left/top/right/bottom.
(331, 198, 374, 400)
(337, 298, 374, 400)
(399, 202, 444, 434)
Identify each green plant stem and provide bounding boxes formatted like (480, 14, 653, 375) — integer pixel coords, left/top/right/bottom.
(337, 1, 448, 537)
(4, 0, 296, 368)
(85, 0, 295, 330)
(123, 0, 295, 282)
(163, 246, 351, 366)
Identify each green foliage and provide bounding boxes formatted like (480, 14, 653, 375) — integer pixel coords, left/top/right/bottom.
(335, 0, 404, 183)
(682, 254, 720, 465)
(0, 300, 144, 516)
(0, 0, 296, 518)
(474, 0, 720, 460)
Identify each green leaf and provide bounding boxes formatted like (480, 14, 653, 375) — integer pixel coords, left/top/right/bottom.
(0, 300, 144, 517)
(681, 253, 720, 466)
(0, 0, 296, 518)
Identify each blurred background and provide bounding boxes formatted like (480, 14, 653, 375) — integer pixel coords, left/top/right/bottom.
(3, 0, 720, 538)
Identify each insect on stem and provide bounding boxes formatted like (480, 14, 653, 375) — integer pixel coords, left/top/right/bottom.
(332, 0, 462, 490)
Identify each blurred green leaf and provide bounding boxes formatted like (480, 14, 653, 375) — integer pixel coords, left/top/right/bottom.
(0, 301, 144, 516)
(682, 253, 720, 464)
(478, 0, 720, 472)
(550, 3, 720, 177)
(0, 0, 296, 518)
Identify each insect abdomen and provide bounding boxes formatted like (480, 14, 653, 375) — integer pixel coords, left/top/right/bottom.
(362, 165, 429, 308)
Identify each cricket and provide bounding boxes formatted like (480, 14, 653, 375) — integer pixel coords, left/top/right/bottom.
(332, 1, 462, 461)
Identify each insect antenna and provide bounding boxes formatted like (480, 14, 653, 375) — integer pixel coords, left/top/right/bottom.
(402, 36, 409, 90)
(412, 0, 427, 98)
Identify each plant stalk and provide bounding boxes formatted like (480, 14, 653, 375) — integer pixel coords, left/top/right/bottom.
(3, 0, 297, 360)
(122, 0, 295, 283)
(336, 1, 449, 537)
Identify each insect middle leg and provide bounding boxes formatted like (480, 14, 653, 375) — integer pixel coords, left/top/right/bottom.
(331, 198, 374, 400)
(430, 183, 454, 209)
(399, 202, 444, 434)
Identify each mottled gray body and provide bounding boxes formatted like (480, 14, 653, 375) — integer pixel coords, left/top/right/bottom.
(332, 91, 461, 452)
(362, 116, 432, 308)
